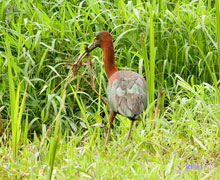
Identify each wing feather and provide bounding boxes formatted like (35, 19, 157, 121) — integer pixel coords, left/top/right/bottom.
(107, 71, 147, 119)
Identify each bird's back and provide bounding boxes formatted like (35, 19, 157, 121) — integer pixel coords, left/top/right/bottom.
(107, 71, 147, 120)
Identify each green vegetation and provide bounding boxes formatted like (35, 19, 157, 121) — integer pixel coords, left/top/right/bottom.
(0, 0, 220, 179)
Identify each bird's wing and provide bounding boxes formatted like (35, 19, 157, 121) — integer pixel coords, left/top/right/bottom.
(107, 71, 147, 119)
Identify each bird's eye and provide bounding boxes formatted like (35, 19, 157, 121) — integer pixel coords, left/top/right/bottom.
(94, 36, 100, 45)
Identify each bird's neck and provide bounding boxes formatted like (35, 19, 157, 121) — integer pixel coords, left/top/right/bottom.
(102, 42, 118, 79)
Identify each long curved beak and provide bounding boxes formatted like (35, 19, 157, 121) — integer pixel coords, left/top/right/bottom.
(78, 41, 96, 61)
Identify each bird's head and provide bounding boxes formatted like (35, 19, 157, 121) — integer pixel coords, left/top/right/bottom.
(87, 31, 112, 51)
(78, 31, 113, 61)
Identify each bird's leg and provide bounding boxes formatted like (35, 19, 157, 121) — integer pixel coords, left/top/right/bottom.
(105, 111, 116, 145)
(126, 120, 134, 140)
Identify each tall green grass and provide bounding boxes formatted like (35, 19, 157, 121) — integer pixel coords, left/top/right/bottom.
(47, 93, 65, 180)
(216, 0, 220, 79)
(5, 34, 27, 159)
(0, 0, 220, 179)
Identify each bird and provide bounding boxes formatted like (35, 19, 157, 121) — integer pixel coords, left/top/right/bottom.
(78, 31, 147, 144)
